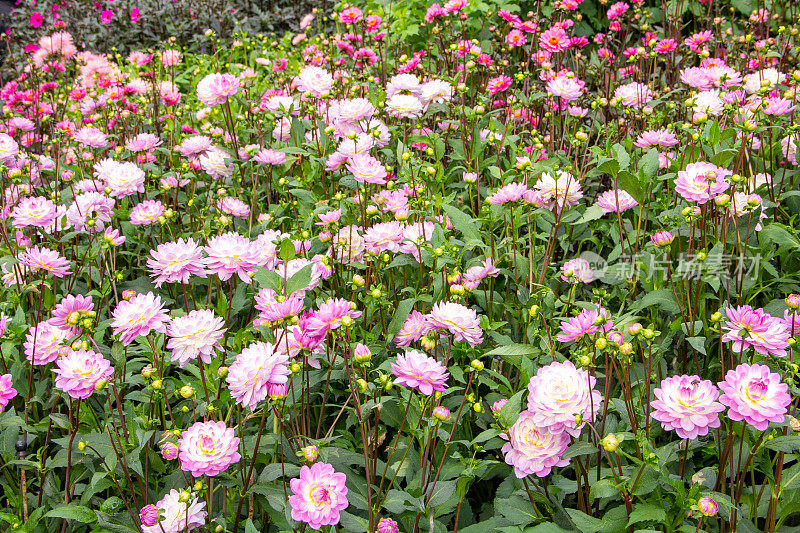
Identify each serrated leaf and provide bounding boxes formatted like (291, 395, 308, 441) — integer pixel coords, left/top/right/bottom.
(562, 441, 598, 460)
(764, 436, 800, 453)
(485, 343, 536, 366)
(286, 264, 314, 294)
(566, 509, 602, 533)
(627, 503, 666, 526)
(632, 288, 680, 314)
(589, 478, 619, 500)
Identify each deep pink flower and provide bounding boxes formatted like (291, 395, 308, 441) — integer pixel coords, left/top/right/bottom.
(718, 364, 791, 430)
(557, 307, 613, 343)
(289, 462, 349, 530)
(487, 75, 512, 95)
(30, 12, 44, 28)
(100, 10, 113, 24)
(0, 374, 17, 412)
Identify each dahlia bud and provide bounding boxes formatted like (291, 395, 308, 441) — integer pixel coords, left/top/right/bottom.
(141, 365, 155, 379)
(433, 406, 451, 422)
(78, 440, 86, 452)
(786, 294, 800, 309)
(178, 490, 191, 503)
(789, 415, 800, 432)
(628, 323, 643, 335)
(619, 342, 633, 355)
(529, 305, 540, 317)
(161, 442, 179, 460)
(602, 433, 620, 452)
(697, 496, 718, 517)
(151, 379, 163, 390)
(595, 338, 608, 350)
(341, 315, 354, 328)
(139, 504, 159, 527)
(268, 383, 288, 400)
(301, 445, 319, 463)
(491, 399, 507, 412)
(470, 359, 484, 372)
(291, 362, 302, 373)
(642, 328, 655, 339)
(179, 385, 194, 399)
(714, 194, 730, 207)
(710, 312, 723, 323)
(377, 518, 400, 533)
(579, 354, 592, 367)
(356, 378, 368, 394)
(472, 402, 483, 413)
(94, 379, 107, 392)
(651, 230, 674, 247)
(217, 366, 229, 378)
(354, 343, 372, 365)
(353, 274, 365, 287)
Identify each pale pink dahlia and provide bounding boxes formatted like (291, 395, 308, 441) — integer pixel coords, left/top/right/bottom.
(140, 489, 206, 533)
(148, 238, 207, 287)
(526, 360, 602, 437)
(675, 162, 730, 204)
(391, 349, 449, 395)
(166, 310, 226, 367)
(289, 462, 349, 530)
(178, 421, 241, 477)
(634, 129, 679, 149)
(556, 307, 613, 343)
(51, 294, 94, 330)
(24, 321, 75, 365)
(12, 196, 59, 228)
(130, 200, 165, 226)
(53, 349, 114, 399)
(226, 341, 291, 410)
(394, 310, 432, 347)
(502, 410, 571, 478)
(651, 375, 724, 439)
(596, 189, 638, 213)
(0, 374, 17, 412)
(487, 182, 531, 205)
(111, 292, 170, 346)
(722, 305, 791, 357)
(296, 66, 333, 97)
(718, 364, 791, 430)
(196, 73, 240, 107)
(613, 82, 653, 108)
(347, 152, 388, 185)
(19, 246, 71, 278)
(427, 301, 483, 347)
(204, 232, 259, 283)
(560, 258, 593, 284)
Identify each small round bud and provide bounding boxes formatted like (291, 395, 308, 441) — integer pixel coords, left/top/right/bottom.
(433, 406, 451, 422)
(602, 433, 620, 452)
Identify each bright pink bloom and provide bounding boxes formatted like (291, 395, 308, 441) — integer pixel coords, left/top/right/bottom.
(675, 162, 730, 204)
(428, 301, 483, 346)
(148, 238, 208, 287)
(0, 374, 17, 412)
(51, 294, 94, 330)
(487, 75, 512, 95)
(540, 27, 570, 52)
(141, 489, 206, 533)
(204, 232, 260, 283)
(100, 10, 113, 24)
(718, 364, 791, 430)
(19, 246, 71, 278)
(289, 462, 349, 530)
(196, 73, 240, 107)
(557, 307, 613, 343)
(394, 310, 432, 347)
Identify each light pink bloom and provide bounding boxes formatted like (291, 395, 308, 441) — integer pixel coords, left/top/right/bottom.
(179, 421, 240, 477)
(141, 489, 206, 533)
(205, 232, 259, 283)
(526, 360, 601, 437)
(226, 341, 291, 410)
(196, 73, 240, 107)
(557, 307, 613, 343)
(394, 310, 432, 347)
(111, 292, 170, 346)
(613, 82, 652, 108)
(718, 364, 791, 430)
(722, 305, 791, 357)
(391, 349, 449, 395)
(487, 182, 530, 204)
(12, 196, 59, 228)
(53, 349, 114, 399)
(19, 246, 72, 278)
(130, 200, 165, 226)
(634, 129, 679, 149)
(651, 375, 724, 439)
(502, 410, 571, 478)
(675, 162, 730, 204)
(51, 294, 94, 330)
(560, 258, 593, 284)
(289, 462, 349, 530)
(24, 321, 75, 365)
(167, 310, 226, 367)
(596, 189, 638, 213)
(428, 301, 483, 346)
(148, 238, 207, 287)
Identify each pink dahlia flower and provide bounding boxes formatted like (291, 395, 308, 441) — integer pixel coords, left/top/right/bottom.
(675, 162, 730, 204)
(651, 375, 724, 439)
(557, 307, 613, 343)
(205, 232, 259, 283)
(718, 364, 791, 430)
(166, 310, 226, 367)
(377, 518, 400, 533)
(141, 489, 206, 533)
(289, 462, 349, 530)
(394, 310, 432, 347)
(613, 82, 653, 108)
(226, 341, 291, 410)
(178, 421, 241, 477)
(427, 301, 483, 347)
(148, 238, 208, 287)
(526, 360, 602, 437)
(347, 152, 388, 185)
(19, 246, 72, 278)
(391, 349, 449, 395)
(0, 374, 17, 412)
(111, 292, 170, 346)
(51, 294, 94, 330)
(634, 129, 679, 149)
(502, 410, 571, 478)
(487, 182, 531, 205)
(53, 349, 114, 399)
(596, 189, 638, 213)
(561, 258, 593, 284)
(196, 73, 240, 107)
(722, 305, 791, 357)
(12, 196, 59, 228)
(24, 321, 75, 365)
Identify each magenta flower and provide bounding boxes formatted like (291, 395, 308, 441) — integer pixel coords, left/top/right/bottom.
(226, 341, 291, 410)
(53, 349, 114, 399)
(141, 489, 206, 533)
(111, 292, 170, 346)
(502, 410, 571, 478)
(651, 375, 724, 439)
(391, 349, 449, 395)
(178, 421, 241, 477)
(487, 75, 512, 95)
(161, 442, 179, 460)
(29, 12, 44, 27)
(377, 518, 400, 533)
(139, 504, 158, 527)
(0, 374, 17, 412)
(718, 364, 791, 430)
(526, 360, 602, 437)
(651, 230, 674, 247)
(289, 462, 349, 530)
(697, 496, 718, 517)
(100, 10, 113, 24)
(722, 305, 791, 357)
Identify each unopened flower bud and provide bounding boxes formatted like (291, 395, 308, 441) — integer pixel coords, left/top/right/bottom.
(301, 445, 319, 462)
(602, 433, 620, 452)
(433, 406, 451, 422)
(697, 496, 718, 517)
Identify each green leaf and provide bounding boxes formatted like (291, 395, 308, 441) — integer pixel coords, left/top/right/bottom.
(441, 203, 482, 242)
(760, 224, 800, 250)
(638, 148, 660, 180)
(686, 336, 707, 355)
(613, 143, 631, 171)
(566, 509, 603, 533)
(485, 343, 536, 366)
(245, 519, 259, 533)
(258, 462, 301, 483)
(764, 436, 800, 453)
(589, 478, 619, 500)
(627, 503, 666, 526)
(427, 479, 457, 508)
(616, 170, 644, 205)
(339, 510, 369, 532)
(497, 389, 526, 428)
(496, 494, 539, 526)
(286, 264, 314, 294)
(577, 205, 604, 224)
(387, 298, 416, 340)
(632, 288, 681, 314)
(254, 266, 283, 293)
(44, 505, 97, 523)
(562, 441, 598, 460)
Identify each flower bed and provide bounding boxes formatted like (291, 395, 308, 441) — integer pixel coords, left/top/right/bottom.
(0, 1, 800, 532)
